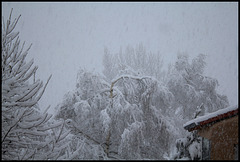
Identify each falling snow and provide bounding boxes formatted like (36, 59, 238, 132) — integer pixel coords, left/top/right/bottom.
(2, 2, 238, 160)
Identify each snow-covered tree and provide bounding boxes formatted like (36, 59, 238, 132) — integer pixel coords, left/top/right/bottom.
(171, 130, 202, 160)
(167, 53, 229, 121)
(1, 9, 70, 160)
(171, 105, 204, 160)
(55, 68, 111, 159)
(110, 74, 174, 159)
(55, 67, 176, 160)
(102, 43, 166, 82)
(102, 47, 117, 82)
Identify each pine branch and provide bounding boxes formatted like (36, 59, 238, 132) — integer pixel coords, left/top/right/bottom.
(1, 108, 28, 144)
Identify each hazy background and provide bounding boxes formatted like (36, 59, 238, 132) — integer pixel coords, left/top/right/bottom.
(2, 2, 238, 114)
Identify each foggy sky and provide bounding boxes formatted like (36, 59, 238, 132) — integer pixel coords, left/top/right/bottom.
(2, 2, 238, 114)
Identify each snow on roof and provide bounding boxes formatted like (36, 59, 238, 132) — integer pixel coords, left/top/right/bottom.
(183, 104, 238, 131)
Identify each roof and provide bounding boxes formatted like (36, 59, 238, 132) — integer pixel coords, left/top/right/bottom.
(183, 105, 238, 132)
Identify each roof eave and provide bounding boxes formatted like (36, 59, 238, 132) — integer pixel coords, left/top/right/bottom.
(184, 109, 238, 132)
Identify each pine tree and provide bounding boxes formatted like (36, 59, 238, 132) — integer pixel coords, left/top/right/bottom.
(2, 9, 69, 160)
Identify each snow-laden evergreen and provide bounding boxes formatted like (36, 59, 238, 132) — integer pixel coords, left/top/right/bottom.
(2, 9, 71, 160)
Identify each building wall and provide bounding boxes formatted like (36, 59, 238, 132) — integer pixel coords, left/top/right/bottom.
(198, 115, 238, 160)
